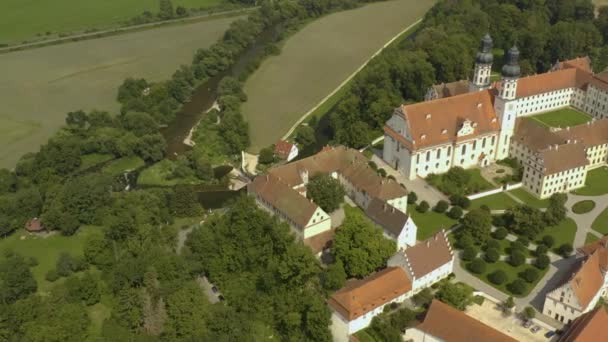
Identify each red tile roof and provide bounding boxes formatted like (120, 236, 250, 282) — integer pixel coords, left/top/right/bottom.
(393, 90, 500, 151)
(25, 218, 44, 232)
(328, 267, 412, 321)
(415, 300, 517, 342)
(559, 307, 608, 342)
(404, 231, 453, 278)
(560, 251, 605, 309)
(274, 140, 295, 159)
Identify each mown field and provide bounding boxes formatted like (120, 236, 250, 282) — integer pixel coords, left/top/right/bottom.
(1, 0, 226, 44)
(242, 0, 436, 152)
(0, 16, 239, 169)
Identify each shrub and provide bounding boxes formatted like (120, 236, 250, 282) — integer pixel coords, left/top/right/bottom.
(457, 233, 474, 250)
(368, 161, 378, 171)
(536, 244, 548, 256)
(407, 192, 418, 204)
(377, 168, 387, 178)
(258, 146, 275, 164)
(485, 248, 500, 263)
(479, 205, 491, 213)
(524, 306, 536, 320)
(493, 227, 508, 240)
(517, 236, 530, 247)
(447, 206, 463, 219)
(572, 200, 596, 214)
(535, 254, 550, 269)
(473, 295, 485, 305)
(462, 246, 478, 261)
(510, 241, 526, 253)
(26, 257, 38, 267)
(522, 267, 540, 283)
(434, 200, 449, 213)
(416, 201, 430, 213)
(489, 270, 507, 285)
(509, 251, 526, 267)
(558, 243, 573, 257)
(449, 194, 471, 209)
(492, 214, 507, 227)
(508, 279, 527, 295)
(485, 239, 501, 251)
(45, 269, 59, 282)
(468, 258, 486, 274)
(542, 235, 555, 248)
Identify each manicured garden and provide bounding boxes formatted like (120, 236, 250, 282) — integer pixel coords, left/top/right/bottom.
(529, 107, 592, 128)
(592, 206, 608, 235)
(426, 167, 494, 197)
(586, 233, 600, 244)
(573, 167, 608, 196)
(572, 200, 596, 214)
(462, 259, 548, 297)
(539, 218, 577, 255)
(508, 188, 550, 208)
(470, 192, 519, 210)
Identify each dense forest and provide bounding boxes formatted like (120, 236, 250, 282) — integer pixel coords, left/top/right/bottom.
(328, 0, 608, 148)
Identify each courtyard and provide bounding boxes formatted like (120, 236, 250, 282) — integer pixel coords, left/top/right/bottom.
(528, 107, 592, 128)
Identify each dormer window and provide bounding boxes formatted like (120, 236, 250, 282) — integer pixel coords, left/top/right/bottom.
(441, 129, 448, 134)
(425, 114, 431, 119)
(421, 134, 427, 140)
(491, 118, 497, 123)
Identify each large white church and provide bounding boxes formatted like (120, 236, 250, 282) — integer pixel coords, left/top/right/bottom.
(383, 34, 608, 198)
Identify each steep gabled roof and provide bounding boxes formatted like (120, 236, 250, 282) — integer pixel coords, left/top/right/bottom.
(394, 89, 500, 150)
(537, 142, 588, 176)
(364, 197, 409, 237)
(559, 57, 593, 73)
(328, 267, 412, 321)
(403, 231, 453, 279)
(415, 300, 517, 342)
(274, 140, 295, 158)
(248, 174, 317, 228)
(559, 307, 608, 342)
(558, 251, 605, 309)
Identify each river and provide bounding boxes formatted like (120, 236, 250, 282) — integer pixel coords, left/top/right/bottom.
(161, 27, 279, 157)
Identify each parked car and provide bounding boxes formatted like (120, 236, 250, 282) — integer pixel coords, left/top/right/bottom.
(523, 320, 533, 328)
(531, 325, 541, 333)
(545, 331, 556, 338)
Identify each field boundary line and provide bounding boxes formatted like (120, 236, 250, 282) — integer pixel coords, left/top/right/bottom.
(0, 7, 257, 54)
(281, 18, 423, 141)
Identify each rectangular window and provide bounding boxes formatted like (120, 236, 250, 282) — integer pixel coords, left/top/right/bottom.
(462, 145, 466, 154)
(436, 149, 441, 158)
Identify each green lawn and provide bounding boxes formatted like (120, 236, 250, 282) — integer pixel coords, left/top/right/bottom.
(243, 0, 435, 152)
(137, 159, 205, 186)
(592, 207, 608, 235)
(355, 330, 380, 342)
(0, 227, 101, 294)
(573, 167, 608, 196)
(540, 218, 577, 254)
(102, 156, 145, 176)
(586, 233, 600, 245)
(1, 0, 226, 44)
(408, 205, 457, 241)
(509, 188, 549, 208)
(78, 153, 114, 171)
(529, 107, 592, 128)
(0, 15, 238, 169)
(463, 260, 548, 297)
(572, 200, 596, 214)
(471, 192, 519, 210)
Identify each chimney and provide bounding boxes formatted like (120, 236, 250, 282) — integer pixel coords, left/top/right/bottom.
(434, 234, 438, 241)
(426, 241, 430, 247)
(426, 114, 431, 119)
(477, 103, 482, 108)
(555, 144, 559, 151)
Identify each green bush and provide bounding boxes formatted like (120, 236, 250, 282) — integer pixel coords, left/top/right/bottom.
(558, 243, 573, 257)
(473, 295, 485, 305)
(509, 251, 526, 267)
(517, 236, 529, 247)
(485, 239, 501, 251)
(489, 270, 507, 285)
(449, 194, 471, 209)
(447, 206, 463, 219)
(493, 227, 508, 240)
(407, 192, 418, 204)
(510, 241, 526, 253)
(522, 267, 540, 283)
(377, 168, 387, 178)
(45, 269, 59, 282)
(535, 255, 550, 269)
(368, 161, 378, 171)
(462, 246, 478, 261)
(434, 200, 449, 213)
(485, 248, 500, 263)
(416, 201, 430, 213)
(536, 244, 548, 256)
(508, 279, 527, 295)
(572, 200, 596, 214)
(542, 235, 555, 248)
(468, 258, 486, 274)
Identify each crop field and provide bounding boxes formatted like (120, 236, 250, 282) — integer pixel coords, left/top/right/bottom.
(242, 0, 436, 152)
(1, 0, 226, 44)
(0, 16, 239, 169)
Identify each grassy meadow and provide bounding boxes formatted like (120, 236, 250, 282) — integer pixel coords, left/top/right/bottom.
(0, 15, 239, 169)
(1, 0, 226, 44)
(242, 0, 436, 152)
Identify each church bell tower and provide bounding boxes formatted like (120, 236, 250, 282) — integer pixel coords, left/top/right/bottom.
(469, 34, 494, 92)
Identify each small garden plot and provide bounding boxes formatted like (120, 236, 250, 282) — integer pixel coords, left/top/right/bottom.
(537, 218, 577, 255)
(462, 259, 548, 297)
(408, 204, 457, 241)
(592, 206, 608, 235)
(426, 167, 494, 196)
(529, 107, 592, 128)
(573, 167, 608, 196)
(572, 200, 596, 214)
